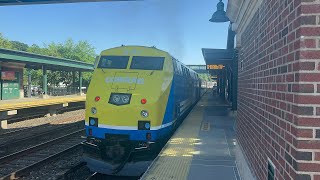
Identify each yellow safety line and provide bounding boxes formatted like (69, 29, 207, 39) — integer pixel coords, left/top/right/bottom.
(0, 96, 86, 111)
(143, 94, 209, 180)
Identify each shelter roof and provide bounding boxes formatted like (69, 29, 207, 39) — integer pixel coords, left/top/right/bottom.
(0, 48, 93, 71)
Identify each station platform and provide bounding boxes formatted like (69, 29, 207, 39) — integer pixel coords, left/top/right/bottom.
(0, 95, 86, 111)
(141, 92, 241, 180)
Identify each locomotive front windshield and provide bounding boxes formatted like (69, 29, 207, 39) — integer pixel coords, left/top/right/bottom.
(98, 55, 164, 70)
(98, 56, 129, 69)
(130, 56, 165, 70)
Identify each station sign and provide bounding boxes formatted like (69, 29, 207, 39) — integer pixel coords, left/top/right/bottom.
(206, 64, 225, 70)
(1, 71, 17, 80)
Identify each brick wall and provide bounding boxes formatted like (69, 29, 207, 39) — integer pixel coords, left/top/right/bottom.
(237, 0, 320, 179)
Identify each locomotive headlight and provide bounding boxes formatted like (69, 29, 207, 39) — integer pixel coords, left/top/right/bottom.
(112, 95, 120, 103)
(88, 117, 98, 127)
(141, 110, 149, 118)
(89, 119, 96, 126)
(145, 122, 150, 129)
(109, 93, 131, 105)
(91, 107, 97, 114)
(121, 95, 130, 104)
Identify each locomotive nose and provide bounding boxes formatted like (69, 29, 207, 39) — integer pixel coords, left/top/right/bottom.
(105, 72, 143, 91)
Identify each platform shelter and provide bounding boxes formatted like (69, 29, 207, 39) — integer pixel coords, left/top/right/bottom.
(0, 48, 93, 100)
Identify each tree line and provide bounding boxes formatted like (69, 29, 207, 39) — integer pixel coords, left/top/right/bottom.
(0, 33, 96, 88)
(0, 33, 212, 88)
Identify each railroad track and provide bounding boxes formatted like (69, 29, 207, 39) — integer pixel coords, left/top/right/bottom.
(7, 111, 48, 123)
(0, 127, 31, 137)
(87, 172, 99, 180)
(86, 172, 140, 180)
(5, 104, 85, 124)
(0, 118, 84, 140)
(0, 121, 84, 156)
(0, 129, 85, 180)
(55, 162, 88, 180)
(57, 105, 84, 114)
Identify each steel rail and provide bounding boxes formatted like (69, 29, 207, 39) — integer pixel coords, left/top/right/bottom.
(0, 143, 83, 180)
(0, 129, 84, 165)
(0, 121, 83, 154)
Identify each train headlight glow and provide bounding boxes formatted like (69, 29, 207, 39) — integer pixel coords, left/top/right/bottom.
(91, 107, 97, 114)
(90, 119, 96, 126)
(121, 95, 130, 104)
(109, 93, 132, 105)
(145, 122, 150, 129)
(141, 110, 149, 118)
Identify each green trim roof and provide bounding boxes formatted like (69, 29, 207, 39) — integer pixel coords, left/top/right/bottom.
(0, 48, 94, 71)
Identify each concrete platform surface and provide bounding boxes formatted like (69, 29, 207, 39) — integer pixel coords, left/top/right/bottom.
(0, 95, 86, 111)
(141, 92, 240, 180)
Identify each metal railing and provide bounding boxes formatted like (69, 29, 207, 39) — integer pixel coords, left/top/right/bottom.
(24, 86, 87, 97)
(48, 87, 79, 96)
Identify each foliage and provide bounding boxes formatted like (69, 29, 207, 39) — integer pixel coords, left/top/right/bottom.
(10, 41, 29, 51)
(198, 73, 211, 81)
(0, 33, 13, 49)
(0, 33, 96, 87)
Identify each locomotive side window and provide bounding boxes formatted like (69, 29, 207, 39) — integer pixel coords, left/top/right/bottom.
(98, 56, 129, 69)
(130, 56, 165, 70)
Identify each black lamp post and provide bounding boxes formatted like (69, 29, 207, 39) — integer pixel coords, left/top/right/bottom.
(209, 0, 230, 23)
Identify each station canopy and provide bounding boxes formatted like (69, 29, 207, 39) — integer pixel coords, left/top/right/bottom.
(0, 0, 136, 6)
(202, 48, 233, 66)
(202, 48, 234, 76)
(0, 48, 93, 72)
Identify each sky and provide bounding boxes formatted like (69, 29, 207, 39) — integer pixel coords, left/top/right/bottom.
(0, 0, 229, 65)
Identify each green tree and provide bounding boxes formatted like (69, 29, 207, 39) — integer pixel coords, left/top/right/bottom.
(43, 39, 96, 86)
(198, 73, 211, 81)
(0, 33, 30, 51)
(10, 41, 29, 51)
(0, 33, 13, 49)
(27, 44, 46, 55)
(48, 71, 62, 87)
(1, 33, 96, 88)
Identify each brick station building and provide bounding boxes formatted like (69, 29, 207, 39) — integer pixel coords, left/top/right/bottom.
(226, 0, 320, 179)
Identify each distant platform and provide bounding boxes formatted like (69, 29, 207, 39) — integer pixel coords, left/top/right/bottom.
(0, 95, 86, 112)
(141, 92, 240, 180)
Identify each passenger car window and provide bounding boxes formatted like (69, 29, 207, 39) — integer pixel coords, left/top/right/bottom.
(98, 56, 130, 69)
(130, 56, 165, 70)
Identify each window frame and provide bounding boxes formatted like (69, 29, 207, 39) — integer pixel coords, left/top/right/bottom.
(130, 56, 165, 70)
(98, 55, 130, 69)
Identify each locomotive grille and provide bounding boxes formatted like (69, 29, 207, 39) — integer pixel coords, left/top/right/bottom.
(105, 134, 129, 142)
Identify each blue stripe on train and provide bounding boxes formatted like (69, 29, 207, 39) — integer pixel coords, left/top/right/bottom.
(162, 73, 188, 127)
(161, 78, 175, 125)
(85, 124, 173, 141)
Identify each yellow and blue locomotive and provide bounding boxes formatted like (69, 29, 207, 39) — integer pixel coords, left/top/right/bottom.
(83, 45, 201, 176)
